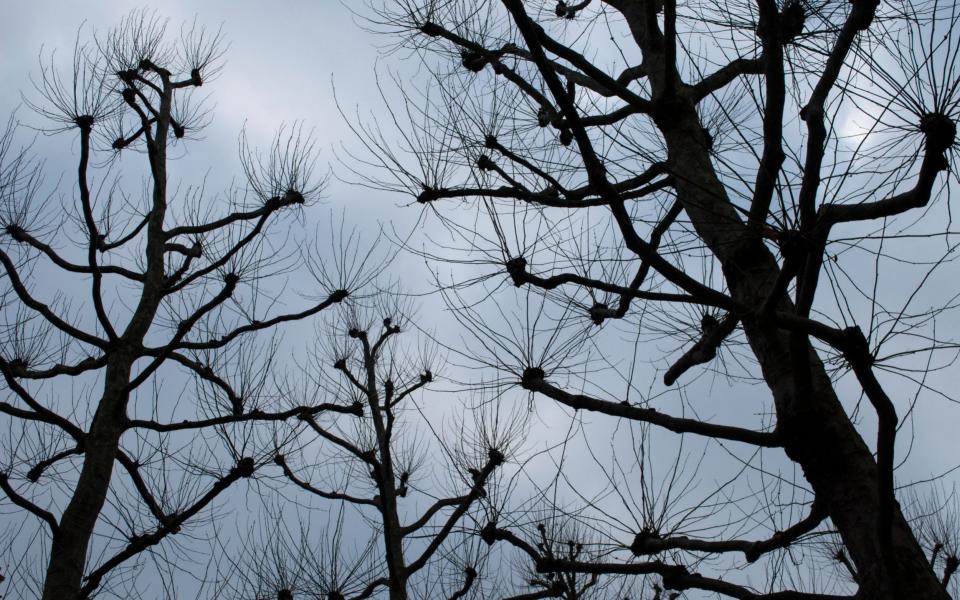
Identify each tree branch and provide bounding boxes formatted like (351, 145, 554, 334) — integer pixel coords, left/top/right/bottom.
(630, 500, 826, 563)
(405, 449, 503, 575)
(0, 249, 108, 349)
(521, 371, 780, 447)
(126, 400, 362, 432)
(79, 457, 258, 598)
(274, 454, 378, 506)
(663, 313, 739, 385)
(172, 289, 349, 352)
(0, 472, 59, 533)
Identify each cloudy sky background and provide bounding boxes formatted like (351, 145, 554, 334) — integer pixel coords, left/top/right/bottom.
(2, 2, 960, 598)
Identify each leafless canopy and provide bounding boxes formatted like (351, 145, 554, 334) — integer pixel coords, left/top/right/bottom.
(0, 11, 375, 600)
(345, 0, 960, 598)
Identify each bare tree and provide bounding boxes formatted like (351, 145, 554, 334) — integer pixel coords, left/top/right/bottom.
(0, 12, 369, 599)
(346, 0, 960, 598)
(220, 296, 518, 600)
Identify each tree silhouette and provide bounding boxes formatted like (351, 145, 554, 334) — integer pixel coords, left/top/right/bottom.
(0, 12, 371, 599)
(348, 0, 960, 597)
(218, 296, 519, 600)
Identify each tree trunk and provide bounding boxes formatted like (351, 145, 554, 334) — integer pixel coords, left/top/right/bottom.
(661, 104, 947, 599)
(40, 359, 132, 600)
(592, 2, 947, 594)
(41, 82, 168, 600)
(382, 499, 409, 600)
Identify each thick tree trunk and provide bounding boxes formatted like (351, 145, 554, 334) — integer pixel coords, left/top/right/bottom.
(661, 105, 947, 598)
(40, 360, 132, 600)
(383, 500, 409, 600)
(40, 86, 169, 599)
(594, 2, 945, 594)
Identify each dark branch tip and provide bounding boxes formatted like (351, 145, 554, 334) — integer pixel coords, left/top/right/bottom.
(460, 49, 489, 73)
(945, 555, 959, 579)
(842, 325, 874, 365)
(505, 256, 527, 286)
(778, 0, 806, 43)
(74, 115, 95, 130)
(744, 543, 763, 563)
(629, 527, 662, 556)
(284, 189, 305, 204)
(419, 21, 443, 36)
(537, 106, 556, 128)
(589, 302, 609, 325)
(555, 1, 574, 18)
(521, 366, 546, 388)
(920, 112, 957, 155)
(416, 186, 438, 203)
(477, 154, 496, 171)
(234, 456, 256, 478)
(700, 313, 720, 334)
(480, 522, 498, 545)
(4, 224, 27, 242)
(26, 465, 43, 482)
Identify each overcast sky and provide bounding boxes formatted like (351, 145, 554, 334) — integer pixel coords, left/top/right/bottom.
(2, 0, 957, 528)
(3, 3, 960, 598)
(0, 2, 407, 210)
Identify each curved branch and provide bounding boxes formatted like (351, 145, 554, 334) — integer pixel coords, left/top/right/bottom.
(0, 249, 108, 349)
(0, 472, 59, 533)
(664, 313, 739, 385)
(164, 190, 305, 238)
(405, 450, 503, 575)
(274, 454, 378, 506)
(630, 500, 826, 563)
(692, 57, 765, 102)
(4, 226, 144, 281)
(0, 359, 85, 440)
(521, 372, 780, 447)
(172, 289, 349, 352)
(79, 458, 258, 598)
(126, 400, 362, 432)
